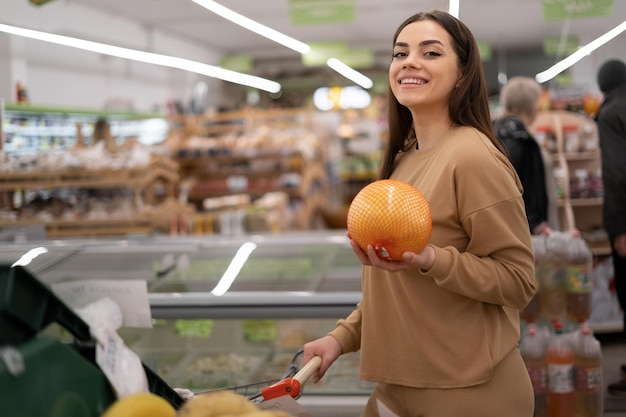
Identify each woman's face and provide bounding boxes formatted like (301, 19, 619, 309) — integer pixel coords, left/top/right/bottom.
(389, 20, 461, 112)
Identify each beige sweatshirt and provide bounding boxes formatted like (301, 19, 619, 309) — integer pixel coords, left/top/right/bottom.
(330, 126, 536, 389)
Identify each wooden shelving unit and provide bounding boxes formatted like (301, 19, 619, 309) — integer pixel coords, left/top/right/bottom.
(532, 110, 606, 255)
(0, 156, 189, 237)
(171, 109, 329, 231)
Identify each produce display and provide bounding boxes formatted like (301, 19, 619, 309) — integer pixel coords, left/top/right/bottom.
(178, 391, 291, 417)
(101, 392, 177, 417)
(100, 391, 292, 417)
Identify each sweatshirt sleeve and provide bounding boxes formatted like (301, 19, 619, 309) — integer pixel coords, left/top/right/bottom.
(423, 133, 536, 309)
(328, 301, 362, 354)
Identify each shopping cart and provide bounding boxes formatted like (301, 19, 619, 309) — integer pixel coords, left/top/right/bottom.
(195, 349, 322, 404)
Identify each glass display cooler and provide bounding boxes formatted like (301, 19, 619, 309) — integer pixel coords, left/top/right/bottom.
(0, 231, 370, 416)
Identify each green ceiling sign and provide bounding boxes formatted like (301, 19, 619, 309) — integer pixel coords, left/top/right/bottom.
(29, 0, 56, 5)
(303, 42, 349, 66)
(303, 42, 373, 68)
(542, 0, 613, 20)
(289, 0, 355, 26)
(543, 36, 580, 56)
(477, 41, 492, 62)
(220, 55, 253, 73)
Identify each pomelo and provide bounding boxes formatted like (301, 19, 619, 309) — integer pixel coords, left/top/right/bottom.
(347, 179, 432, 261)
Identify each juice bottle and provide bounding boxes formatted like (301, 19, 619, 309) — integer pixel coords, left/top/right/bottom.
(541, 233, 568, 322)
(546, 321, 575, 417)
(574, 323, 603, 417)
(565, 234, 593, 323)
(520, 323, 548, 417)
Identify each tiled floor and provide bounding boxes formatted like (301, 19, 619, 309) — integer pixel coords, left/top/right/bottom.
(598, 331, 626, 417)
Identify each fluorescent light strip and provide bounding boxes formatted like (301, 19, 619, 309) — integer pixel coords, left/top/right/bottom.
(536, 20, 626, 84)
(327, 58, 374, 89)
(192, 0, 310, 54)
(0, 23, 281, 93)
(191, 0, 373, 89)
(211, 242, 257, 296)
(448, 0, 460, 18)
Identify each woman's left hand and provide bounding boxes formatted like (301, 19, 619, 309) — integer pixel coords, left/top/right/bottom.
(347, 232, 435, 272)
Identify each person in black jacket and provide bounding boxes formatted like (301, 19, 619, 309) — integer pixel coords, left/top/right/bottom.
(596, 58, 626, 396)
(494, 76, 551, 235)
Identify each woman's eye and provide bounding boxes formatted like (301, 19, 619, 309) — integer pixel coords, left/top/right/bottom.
(393, 51, 407, 58)
(424, 50, 442, 57)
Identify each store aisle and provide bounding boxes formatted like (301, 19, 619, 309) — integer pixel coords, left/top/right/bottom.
(600, 331, 626, 416)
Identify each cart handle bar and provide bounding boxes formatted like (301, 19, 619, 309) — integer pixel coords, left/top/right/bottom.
(260, 356, 322, 401)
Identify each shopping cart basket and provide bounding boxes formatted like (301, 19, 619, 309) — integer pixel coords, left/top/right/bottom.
(195, 349, 322, 404)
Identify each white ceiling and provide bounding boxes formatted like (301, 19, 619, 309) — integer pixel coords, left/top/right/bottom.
(74, 0, 625, 63)
(4, 0, 626, 91)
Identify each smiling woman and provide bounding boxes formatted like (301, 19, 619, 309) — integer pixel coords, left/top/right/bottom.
(302, 10, 536, 417)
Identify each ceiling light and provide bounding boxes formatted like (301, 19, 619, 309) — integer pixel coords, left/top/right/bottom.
(190, 1, 373, 89)
(191, 0, 311, 54)
(0, 23, 281, 93)
(448, 0, 460, 18)
(326, 58, 374, 89)
(535, 20, 626, 84)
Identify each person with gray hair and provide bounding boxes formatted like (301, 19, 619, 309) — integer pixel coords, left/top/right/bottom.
(596, 58, 626, 397)
(493, 76, 551, 236)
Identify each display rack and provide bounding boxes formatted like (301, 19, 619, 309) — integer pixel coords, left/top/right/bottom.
(1, 103, 168, 155)
(172, 109, 329, 230)
(532, 110, 609, 256)
(0, 156, 190, 237)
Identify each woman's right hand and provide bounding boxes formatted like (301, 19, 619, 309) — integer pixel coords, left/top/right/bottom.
(302, 335, 343, 383)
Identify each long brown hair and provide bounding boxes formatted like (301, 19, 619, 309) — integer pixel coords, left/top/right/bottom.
(380, 10, 505, 179)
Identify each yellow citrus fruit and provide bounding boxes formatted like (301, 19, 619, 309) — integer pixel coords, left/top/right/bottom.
(347, 179, 432, 261)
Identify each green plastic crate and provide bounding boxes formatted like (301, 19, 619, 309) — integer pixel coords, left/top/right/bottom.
(0, 264, 184, 415)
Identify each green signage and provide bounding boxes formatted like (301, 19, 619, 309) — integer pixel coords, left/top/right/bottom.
(341, 48, 374, 69)
(303, 42, 349, 66)
(477, 41, 492, 62)
(542, 0, 613, 20)
(289, 0, 355, 26)
(29, 0, 57, 5)
(543, 36, 580, 56)
(220, 55, 253, 73)
(302, 42, 373, 68)
(174, 319, 214, 338)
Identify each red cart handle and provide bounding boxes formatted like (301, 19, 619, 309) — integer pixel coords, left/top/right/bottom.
(260, 356, 323, 401)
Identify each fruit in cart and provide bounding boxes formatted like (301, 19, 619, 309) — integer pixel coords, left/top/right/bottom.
(230, 411, 293, 417)
(101, 392, 176, 417)
(347, 179, 432, 261)
(178, 390, 258, 416)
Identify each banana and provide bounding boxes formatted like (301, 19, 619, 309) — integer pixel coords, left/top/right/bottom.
(101, 392, 176, 417)
(177, 391, 259, 417)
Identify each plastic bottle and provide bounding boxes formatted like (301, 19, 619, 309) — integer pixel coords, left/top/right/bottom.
(574, 323, 603, 417)
(565, 233, 593, 323)
(520, 323, 548, 417)
(541, 233, 569, 323)
(546, 321, 575, 417)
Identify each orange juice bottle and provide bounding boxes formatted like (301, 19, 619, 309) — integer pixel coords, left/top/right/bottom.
(546, 321, 575, 417)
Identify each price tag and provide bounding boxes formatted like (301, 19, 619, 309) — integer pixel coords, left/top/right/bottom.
(243, 319, 277, 342)
(175, 319, 214, 338)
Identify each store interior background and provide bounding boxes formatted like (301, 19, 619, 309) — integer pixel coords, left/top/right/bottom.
(1, 1, 626, 416)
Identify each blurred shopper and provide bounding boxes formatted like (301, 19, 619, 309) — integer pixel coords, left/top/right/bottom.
(302, 10, 535, 417)
(493, 76, 551, 236)
(596, 58, 626, 396)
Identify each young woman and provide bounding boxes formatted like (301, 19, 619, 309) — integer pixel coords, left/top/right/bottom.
(302, 10, 536, 417)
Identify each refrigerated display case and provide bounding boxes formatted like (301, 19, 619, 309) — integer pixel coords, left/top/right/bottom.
(0, 231, 369, 417)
